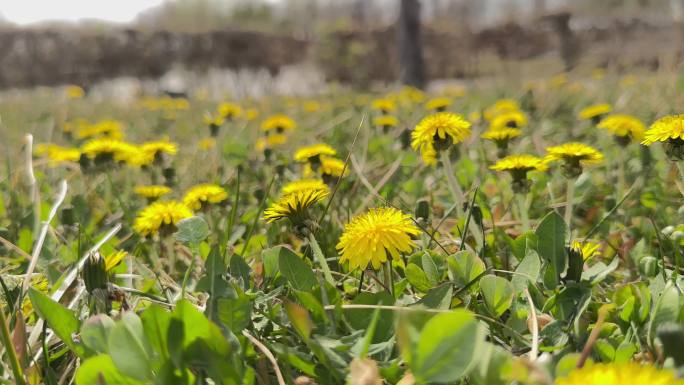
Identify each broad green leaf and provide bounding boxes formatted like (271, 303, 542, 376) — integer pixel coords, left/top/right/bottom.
(535, 211, 567, 278)
(75, 355, 146, 385)
(108, 312, 153, 381)
(511, 248, 541, 293)
(140, 305, 172, 361)
(417, 283, 453, 309)
(80, 314, 114, 354)
(261, 246, 281, 278)
(469, 342, 513, 385)
(510, 232, 538, 261)
(649, 282, 680, 344)
(217, 295, 252, 333)
(284, 300, 313, 342)
(278, 247, 316, 292)
(347, 292, 395, 342)
(480, 275, 514, 317)
(447, 250, 486, 291)
(29, 287, 86, 357)
(410, 309, 484, 384)
(421, 253, 440, 285)
(174, 216, 209, 247)
(405, 263, 432, 292)
(229, 254, 251, 289)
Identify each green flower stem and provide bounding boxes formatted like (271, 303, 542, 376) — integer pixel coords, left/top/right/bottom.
(440, 151, 483, 248)
(515, 194, 530, 233)
(0, 305, 26, 385)
(308, 233, 335, 287)
(676, 162, 684, 197)
(565, 178, 575, 229)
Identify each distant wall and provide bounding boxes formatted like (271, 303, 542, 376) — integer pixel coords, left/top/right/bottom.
(0, 28, 308, 88)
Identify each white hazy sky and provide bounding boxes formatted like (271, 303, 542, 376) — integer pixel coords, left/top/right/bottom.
(0, 0, 165, 25)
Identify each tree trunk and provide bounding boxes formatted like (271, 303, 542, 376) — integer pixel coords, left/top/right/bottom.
(397, 0, 425, 89)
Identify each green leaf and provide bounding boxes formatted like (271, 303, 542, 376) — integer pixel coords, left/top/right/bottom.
(80, 314, 114, 354)
(535, 211, 568, 278)
(140, 305, 172, 361)
(648, 282, 680, 344)
(217, 295, 252, 334)
(284, 300, 313, 342)
(510, 232, 538, 261)
(278, 247, 316, 292)
(347, 292, 395, 342)
(469, 343, 513, 385)
(174, 216, 209, 247)
(410, 309, 484, 384)
(108, 312, 153, 381)
(417, 283, 453, 309)
(405, 263, 432, 292)
(261, 247, 281, 278)
(29, 287, 86, 357)
(511, 248, 541, 293)
(421, 253, 440, 285)
(229, 254, 251, 290)
(480, 275, 514, 317)
(447, 251, 486, 291)
(75, 355, 146, 385)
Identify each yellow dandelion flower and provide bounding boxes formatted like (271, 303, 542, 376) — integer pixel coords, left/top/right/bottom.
(425, 97, 452, 111)
(134, 185, 172, 199)
(571, 240, 600, 261)
(36, 144, 81, 166)
(337, 207, 420, 271)
(245, 108, 260, 121)
(183, 184, 228, 210)
(578, 103, 612, 121)
(141, 139, 178, 157)
(642, 114, 684, 145)
(198, 138, 216, 151)
(76, 119, 125, 140)
(555, 363, 684, 385)
(598, 114, 645, 141)
(294, 144, 337, 162)
(303, 100, 321, 113)
(642, 115, 684, 160)
(256, 134, 288, 151)
(282, 179, 329, 195)
(261, 114, 296, 133)
(81, 138, 135, 161)
(490, 154, 547, 173)
(319, 156, 349, 178)
(66, 85, 85, 99)
(481, 128, 522, 142)
(545, 142, 604, 165)
(491, 154, 547, 193)
(372, 115, 399, 128)
(370, 98, 397, 113)
(218, 102, 242, 119)
(399, 87, 426, 104)
(105, 250, 128, 272)
(120, 147, 155, 167)
(545, 142, 603, 178)
(263, 188, 329, 223)
(411, 112, 471, 165)
(133, 200, 193, 237)
(490, 110, 528, 130)
(484, 99, 520, 121)
(203, 113, 225, 127)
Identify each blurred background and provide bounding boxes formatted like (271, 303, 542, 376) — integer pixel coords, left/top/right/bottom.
(1, 0, 683, 96)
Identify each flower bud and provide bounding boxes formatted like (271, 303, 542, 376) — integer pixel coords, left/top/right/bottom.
(83, 252, 108, 294)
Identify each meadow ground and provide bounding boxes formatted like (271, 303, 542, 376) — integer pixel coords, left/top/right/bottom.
(2, 69, 684, 384)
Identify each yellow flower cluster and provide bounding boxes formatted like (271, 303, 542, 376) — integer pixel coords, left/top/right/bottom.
(294, 144, 337, 162)
(555, 363, 684, 385)
(182, 184, 228, 210)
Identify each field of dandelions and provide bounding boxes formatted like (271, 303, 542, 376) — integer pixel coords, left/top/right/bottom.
(3, 71, 684, 385)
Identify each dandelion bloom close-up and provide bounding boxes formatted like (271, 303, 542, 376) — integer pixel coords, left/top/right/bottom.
(263, 188, 329, 223)
(183, 183, 228, 210)
(134, 185, 172, 199)
(282, 179, 329, 195)
(337, 207, 420, 271)
(578, 103, 612, 121)
(261, 114, 296, 133)
(133, 200, 193, 236)
(411, 112, 471, 164)
(294, 143, 337, 162)
(597, 114, 645, 140)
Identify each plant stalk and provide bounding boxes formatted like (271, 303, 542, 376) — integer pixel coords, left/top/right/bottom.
(440, 151, 483, 248)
